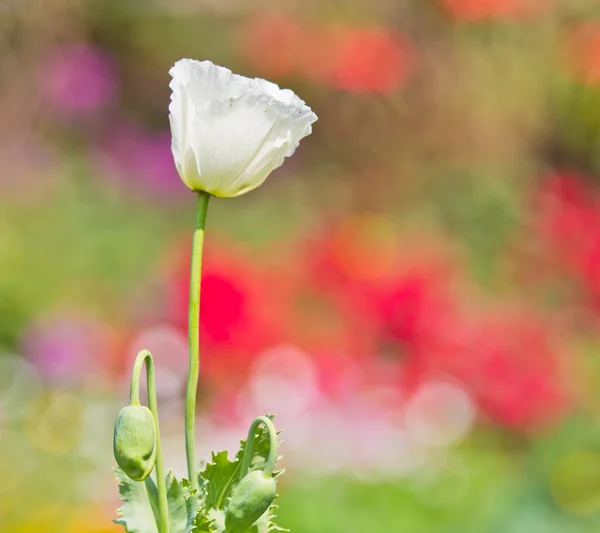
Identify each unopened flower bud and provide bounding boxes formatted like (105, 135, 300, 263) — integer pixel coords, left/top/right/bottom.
(113, 405, 156, 482)
(225, 470, 276, 532)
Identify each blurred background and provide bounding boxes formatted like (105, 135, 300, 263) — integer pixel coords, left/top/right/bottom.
(4, 0, 600, 531)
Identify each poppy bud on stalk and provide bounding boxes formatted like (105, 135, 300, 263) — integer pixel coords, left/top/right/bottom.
(225, 470, 277, 532)
(113, 404, 157, 482)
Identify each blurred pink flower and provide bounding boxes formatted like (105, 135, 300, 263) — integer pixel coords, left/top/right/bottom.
(40, 43, 118, 116)
(310, 349, 363, 400)
(94, 123, 186, 198)
(20, 312, 116, 384)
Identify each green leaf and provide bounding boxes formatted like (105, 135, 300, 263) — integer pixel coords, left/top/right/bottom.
(252, 506, 288, 533)
(182, 479, 212, 533)
(206, 506, 289, 533)
(207, 508, 226, 533)
(198, 415, 288, 533)
(114, 467, 159, 533)
(201, 417, 276, 510)
(193, 503, 215, 533)
(201, 450, 240, 511)
(115, 468, 207, 533)
(166, 472, 190, 533)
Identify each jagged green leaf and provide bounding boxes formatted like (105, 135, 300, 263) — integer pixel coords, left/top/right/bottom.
(115, 468, 207, 533)
(251, 506, 289, 533)
(182, 478, 212, 533)
(207, 508, 226, 533)
(114, 467, 159, 533)
(193, 502, 215, 533)
(200, 415, 280, 511)
(198, 415, 288, 533)
(207, 506, 288, 533)
(166, 472, 190, 533)
(201, 450, 240, 510)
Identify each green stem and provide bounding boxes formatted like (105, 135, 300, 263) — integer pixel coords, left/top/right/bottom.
(240, 416, 279, 479)
(129, 350, 170, 533)
(186, 191, 210, 490)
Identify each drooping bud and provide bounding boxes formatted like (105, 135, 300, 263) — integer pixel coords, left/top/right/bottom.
(225, 470, 277, 532)
(113, 404, 156, 482)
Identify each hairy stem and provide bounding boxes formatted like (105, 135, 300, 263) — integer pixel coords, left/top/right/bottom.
(186, 191, 210, 489)
(130, 349, 170, 533)
(240, 416, 279, 479)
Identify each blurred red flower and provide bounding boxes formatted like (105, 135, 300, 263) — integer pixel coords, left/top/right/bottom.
(278, 243, 381, 360)
(309, 348, 364, 399)
(300, 217, 460, 363)
(401, 307, 570, 431)
(283, 283, 381, 361)
(238, 13, 320, 79)
(238, 15, 412, 94)
(535, 172, 600, 264)
(464, 311, 568, 430)
(166, 237, 288, 386)
(534, 171, 600, 313)
(373, 266, 458, 351)
(440, 0, 547, 22)
(323, 27, 413, 94)
(565, 22, 600, 85)
(303, 215, 400, 291)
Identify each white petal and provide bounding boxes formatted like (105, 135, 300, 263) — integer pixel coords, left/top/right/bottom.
(169, 59, 253, 108)
(187, 93, 317, 197)
(169, 60, 255, 181)
(248, 77, 306, 107)
(169, 58, 318, 196)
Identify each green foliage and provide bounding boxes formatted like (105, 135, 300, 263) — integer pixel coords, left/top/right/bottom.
(202, 451, 241, 511)
(114, 467, 160, 533)
(115, 468, 203, 533)
(115, 416, 285, 533)
(165, 473, 194, 533)
(198, 416, 285, 533)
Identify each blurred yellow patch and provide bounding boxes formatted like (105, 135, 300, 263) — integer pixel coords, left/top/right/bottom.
(10, 504, 120, 532)
(550, 450, 600, 515)
(26, 389, 83, 454)
(67, 506, 122, 532)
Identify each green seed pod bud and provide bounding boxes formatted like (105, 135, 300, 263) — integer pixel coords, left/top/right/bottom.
(113, 405, 156, 482)
(225, 470, 276, 532)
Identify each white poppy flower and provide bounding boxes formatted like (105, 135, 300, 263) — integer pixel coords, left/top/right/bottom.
(169, 59, 318, 198)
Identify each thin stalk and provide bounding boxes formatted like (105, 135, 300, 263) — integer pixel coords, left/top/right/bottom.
(130, 349, 169, 533)
(185, 191, 210, 489)
(240, 416, 279, 479)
